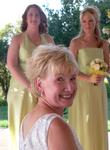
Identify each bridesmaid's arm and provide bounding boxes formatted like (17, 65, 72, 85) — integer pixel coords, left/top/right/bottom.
(69, 38, 102, 84)
(7, 34, 30, 90)
(102, 40, 110, 72)
(69, 38, 78, 59)
(77, 72, 103, 84)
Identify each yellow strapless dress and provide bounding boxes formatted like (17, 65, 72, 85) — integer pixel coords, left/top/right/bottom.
(7, 32, 49, 150)
(68, 48, 108, 150)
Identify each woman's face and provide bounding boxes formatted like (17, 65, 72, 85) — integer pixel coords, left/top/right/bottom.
(81, 12, 96, 34)
(26, 7, 41, 28)
(39, 69, 77, 110)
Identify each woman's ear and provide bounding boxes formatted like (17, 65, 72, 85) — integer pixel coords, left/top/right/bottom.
(34, 78, 44, 97)
(35, 77, 42, 92)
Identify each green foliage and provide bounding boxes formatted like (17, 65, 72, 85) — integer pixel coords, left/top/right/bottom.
(0, 105, 8, 127)
(108, 121, 110, 131)
(0, 120, 8, 128)
(46, 0, 81, 46)
(106, 82, 110, 99)
(0, 40, 8, 63)
(0, 95, 7, 106)
(0, 100, 7, 106)
(0, 105, 7, 119)
(63, 107, 68, 120)
(0, 23, 21, 62)
(47, 10, 64, 44)
(61, 0, 83, 6)
(0, 63, 11, 100)
(0, 23, 20, 100)
(0, 23, 20, 42)
(108, 100, 110, 131)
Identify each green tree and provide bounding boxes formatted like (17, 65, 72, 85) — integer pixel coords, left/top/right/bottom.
(47, 0, 83, 46)
(0, 23, 20, 62)
(0, 63, 10, 100)
(0, 23, 20, 100)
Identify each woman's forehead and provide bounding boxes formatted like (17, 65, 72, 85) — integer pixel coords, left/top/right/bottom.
(82, 11, 95, 19)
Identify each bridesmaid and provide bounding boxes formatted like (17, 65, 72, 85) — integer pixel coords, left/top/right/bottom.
(68, 6, 109, 150)
(7, 4, 54, 150)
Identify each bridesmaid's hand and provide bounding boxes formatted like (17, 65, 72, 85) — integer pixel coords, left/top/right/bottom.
(89, 74, 104, 85)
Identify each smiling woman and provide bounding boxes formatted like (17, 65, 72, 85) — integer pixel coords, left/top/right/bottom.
(19, 44, 83, 150)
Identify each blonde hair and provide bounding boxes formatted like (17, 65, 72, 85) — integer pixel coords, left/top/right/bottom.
(26, 44, 78, 97)
(79, 6, 101, 39)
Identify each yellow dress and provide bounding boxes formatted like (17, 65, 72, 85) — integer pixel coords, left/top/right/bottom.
(68, 48, 108, 150)
(7, 32, 49, 150)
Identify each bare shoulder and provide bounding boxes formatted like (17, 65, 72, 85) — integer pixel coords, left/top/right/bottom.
(49, 116, 70, 131)
(101, 39, 110, 54)
(14, 33, 22, 39)
(101, 39, 110, 67)
(7, 33, 23, 57)
(69, 37, 81, 57)
(48, 117, 78, 150)
(43, 33, 54, 43)
(70, 37, 82, 48)
(71, 37, 80, 42)
(10, 33, 23, 45)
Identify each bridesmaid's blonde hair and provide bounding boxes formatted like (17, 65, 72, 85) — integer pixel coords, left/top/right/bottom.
(79, 6, 101, 40)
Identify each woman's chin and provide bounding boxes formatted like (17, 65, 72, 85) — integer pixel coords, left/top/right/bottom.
(62, 99, 74, 107)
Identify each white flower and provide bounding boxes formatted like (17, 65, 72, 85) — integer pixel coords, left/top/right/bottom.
(90, 58, 108, 71)
(91, 63, 100, 70)
(102, 27, 110, 35)
(89, 58, 109, 77)
(90, 60, 95, 66)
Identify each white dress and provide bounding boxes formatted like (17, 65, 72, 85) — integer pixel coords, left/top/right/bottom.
(19, 113, 83, 150)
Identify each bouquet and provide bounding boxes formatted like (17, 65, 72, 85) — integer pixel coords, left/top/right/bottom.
(89, 58, 109, 76)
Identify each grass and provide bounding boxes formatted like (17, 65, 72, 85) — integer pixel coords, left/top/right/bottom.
(108, 100, 110, 131)
(0, 105, 8, 128)
(108, 120, 110, 131)
(0, 120, 8, 127)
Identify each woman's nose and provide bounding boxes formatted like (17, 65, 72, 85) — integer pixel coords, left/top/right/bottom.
(64, 83, 73, 92)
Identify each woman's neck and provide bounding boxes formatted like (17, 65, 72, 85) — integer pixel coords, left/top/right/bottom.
(80, 34, 100, 48)
(83, 33, 96, 41)
(26, 28, 40, 36)
(26, 29, 41, 45)
(37, 98, 64, 116)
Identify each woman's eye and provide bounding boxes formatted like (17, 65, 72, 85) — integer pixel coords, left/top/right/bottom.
(57, 77, 64, 82)
(89, 20, 93, 22)
(70, 76, 76, 81)
(29, 13, 33, 16)
(82, 20, 86, 23)
(35, 14, 39, 17)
